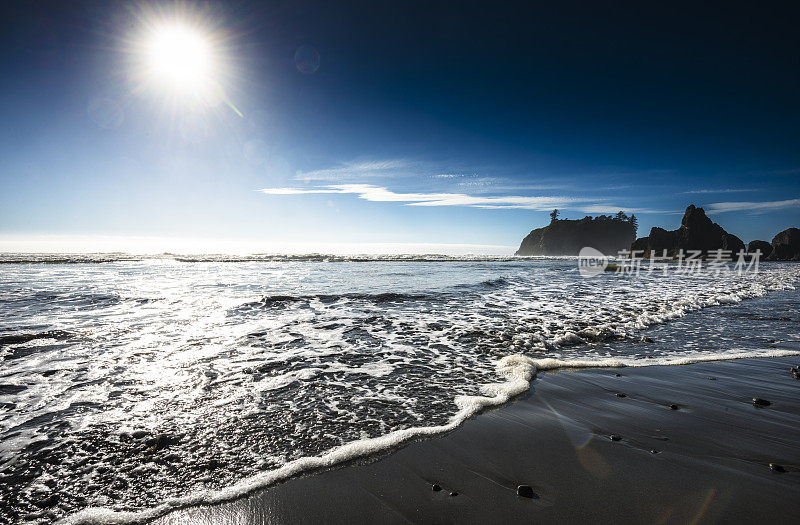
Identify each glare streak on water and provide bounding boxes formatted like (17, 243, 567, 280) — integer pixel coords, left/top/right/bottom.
(0, 257, 799, 523)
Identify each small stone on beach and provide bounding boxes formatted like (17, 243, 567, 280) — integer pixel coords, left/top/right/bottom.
(432, 484, 441, 491)
(769, 463, 786, 473)
(752, 397, 771, 407)
(610, 434, 622, 441)
(517, 485, 536, 498)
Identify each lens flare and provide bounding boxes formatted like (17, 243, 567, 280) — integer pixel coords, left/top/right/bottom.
(294, 44, 320, 74)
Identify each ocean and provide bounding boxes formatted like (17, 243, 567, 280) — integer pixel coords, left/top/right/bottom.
(1, 255, 799, 523)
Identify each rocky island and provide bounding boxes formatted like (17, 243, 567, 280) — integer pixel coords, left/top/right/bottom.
(515, 211, 637, 256)
(516, 205, 800, 261)
(769, 227, 800, 261)
(631, 205, 744, 258)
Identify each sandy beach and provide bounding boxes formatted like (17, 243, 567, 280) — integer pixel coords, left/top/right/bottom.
(153, 356, 800, 524)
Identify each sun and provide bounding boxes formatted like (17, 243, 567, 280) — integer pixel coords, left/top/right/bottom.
(127, 8, 241, 115)
(145, 25, 213, 93)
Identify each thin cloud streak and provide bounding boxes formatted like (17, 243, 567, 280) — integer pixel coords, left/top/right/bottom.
(258, 184, 662, 213)
(575, 204, 670, 214)
(707, 198, 800, 214)
(295, 160, 410, 182)
(681, 188, 758, 194)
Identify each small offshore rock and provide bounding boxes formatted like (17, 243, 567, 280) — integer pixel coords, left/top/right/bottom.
(769, 463, 786, 473)
(791, 367, 800, 379)
(707, 377, 717, 381)
(449, 491, 459, 497)
(616, 393, 627, 398)
(669, 404, 679, 410)
(517, 485, 536, 498)
(641, 337, 654, 343)
(609, 434, 622, 441)
(752, 398, 771, 407)
(432, 484, 442, 492)
(131, 430, 149, 439)
(650, 449, 660, 454)
(615, 373, 622, 377)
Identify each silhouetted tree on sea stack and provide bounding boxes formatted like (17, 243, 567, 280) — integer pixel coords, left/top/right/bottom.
(550, 209, 560, 223)
(629, 214, 638, 236)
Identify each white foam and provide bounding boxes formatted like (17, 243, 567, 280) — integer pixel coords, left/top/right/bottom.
(62, 345, 800, 525)
(62, 354, 538, 525)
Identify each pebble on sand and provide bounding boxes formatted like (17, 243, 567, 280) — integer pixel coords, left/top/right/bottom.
(517, 485, 536, 498)
(752, 397, 771, 407)
(769, 463, 786, 473)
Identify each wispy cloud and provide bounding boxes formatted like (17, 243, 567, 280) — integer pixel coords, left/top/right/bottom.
(295, 160, 410, 182)
(258, 184, 662, 213)
(454, 179, 570, 193)
(707, 198, 800, 213)
(681, 188, 758, 194)
(769, 168, 800, 175)
(260, 184, 590, 210)
(575, 204, 668, 214)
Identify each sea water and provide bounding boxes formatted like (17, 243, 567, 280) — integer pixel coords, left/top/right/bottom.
(1, 255, 799, 523)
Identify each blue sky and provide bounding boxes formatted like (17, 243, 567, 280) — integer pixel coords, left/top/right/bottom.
(1, 1, 799, 253)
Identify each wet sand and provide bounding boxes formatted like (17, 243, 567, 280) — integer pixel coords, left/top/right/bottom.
(154, 357, 800, 524)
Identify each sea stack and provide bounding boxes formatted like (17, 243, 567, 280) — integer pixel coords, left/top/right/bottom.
(630, 205, 745, 258)
(747, 240, 773, 259)
(515, 213, 637, 256)
(767, 228, 800, 261)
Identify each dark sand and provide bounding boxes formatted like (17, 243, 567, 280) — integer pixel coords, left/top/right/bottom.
(155, 357, 800, 524)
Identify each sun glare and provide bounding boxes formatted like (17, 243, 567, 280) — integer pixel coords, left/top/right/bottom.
(128, 8, 241, 115)
(146, 25, 213, 93)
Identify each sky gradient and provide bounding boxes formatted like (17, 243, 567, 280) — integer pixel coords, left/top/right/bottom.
(2, 1, 799, 253)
